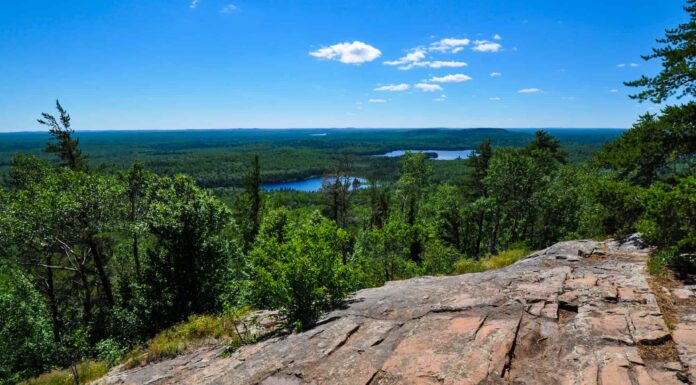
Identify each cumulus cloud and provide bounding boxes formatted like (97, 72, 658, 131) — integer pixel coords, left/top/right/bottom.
(429, 38, 471, 53)
(472, 40, 502, 52)
(415, 83, 443, 92)
(220, 4, 237, 13)
(368, 98, 387, 103)
(518, 88, 542, 94)
(190, 0, 200, 8)
(493, 34, 502, 40)
(490, 72, 502, 77)
(374, 83, 410, 92)
(435, 94, 447, 102)
(310, 41, 382, 64)
(428, 74, 472, 83)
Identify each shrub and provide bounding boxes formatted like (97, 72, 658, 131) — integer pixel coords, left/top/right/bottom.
(246, 210, 354, 329)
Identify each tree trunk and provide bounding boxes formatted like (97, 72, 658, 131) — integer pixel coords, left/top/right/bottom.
(488, 207, 501, 255)
(474, 210, 485, 259)
(132, 233, 141, 282)
(45, 254, 61, 342)
(88, 236, 114, 307)
(79, 267, 91, 327)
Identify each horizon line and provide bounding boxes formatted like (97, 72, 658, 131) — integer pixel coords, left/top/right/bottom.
(0, 126, 629, 134)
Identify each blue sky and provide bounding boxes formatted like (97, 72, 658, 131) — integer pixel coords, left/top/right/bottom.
(0, 0, 689, 131)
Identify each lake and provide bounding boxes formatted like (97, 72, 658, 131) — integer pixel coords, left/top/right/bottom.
(379, 149, 473, 160)
(262, 177, 368, 192)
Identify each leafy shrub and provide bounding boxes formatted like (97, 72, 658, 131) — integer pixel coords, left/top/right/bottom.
(95, 339, 126, 368)
(246, 209, 354, 328)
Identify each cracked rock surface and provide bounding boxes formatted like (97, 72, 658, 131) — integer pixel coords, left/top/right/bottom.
(95, 235, 690, 385)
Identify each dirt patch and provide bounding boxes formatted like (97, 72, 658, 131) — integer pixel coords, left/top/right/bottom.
(637, 339, 681, 363)
(647, 272, 682, 330)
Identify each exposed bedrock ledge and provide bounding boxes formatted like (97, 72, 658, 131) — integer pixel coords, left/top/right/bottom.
(95, 235, 692, 385)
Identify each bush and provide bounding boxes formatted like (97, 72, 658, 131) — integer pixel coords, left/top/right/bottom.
(246, 209, 354, 329)
(95, 339, 126, 368)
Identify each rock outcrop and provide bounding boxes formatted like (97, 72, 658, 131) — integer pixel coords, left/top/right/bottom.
(97, 236, 695, 385)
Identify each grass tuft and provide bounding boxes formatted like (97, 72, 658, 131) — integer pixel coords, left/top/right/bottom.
(18, 361, 108, 385)
(454, 248, 530, 275)
(124, 311, 253, 368)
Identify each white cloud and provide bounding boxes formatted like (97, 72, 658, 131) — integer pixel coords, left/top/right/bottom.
(617, 63, 626, 68)
(629, 63, 639, 67)
(189, 0, 200, 8)
(428, 61, 468, 68)
(368, 98, 387, 103)
(374, 83, 410, 92)
(609, 89, 618, 93)
(472, 40, 502, 52)
(435, 95, 447, 102)
(394, 60, 468, 70)
(428, 74, 472, 83)
(310, 41, 382, 64)
(493, 34, 502, 40)
(220, 4, 237, 13)
(383, 48, 427, 66)
(490, 72, 502, 77)
(415, 83, 443, 92)
(429, 38, 471, 53)
(518, 88, 542, 94)
(489, 97, 501, 101)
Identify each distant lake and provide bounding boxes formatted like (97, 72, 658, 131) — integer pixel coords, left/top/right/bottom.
(379, 149, 473, 160)
(262, 177, 368, 192)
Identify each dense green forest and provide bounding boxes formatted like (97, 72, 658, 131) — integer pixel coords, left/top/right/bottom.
(1, 2, 694, 384)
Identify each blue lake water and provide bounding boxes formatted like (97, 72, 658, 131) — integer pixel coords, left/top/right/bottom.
(262, 177, 368, 192)
(379, 149, 473, 160)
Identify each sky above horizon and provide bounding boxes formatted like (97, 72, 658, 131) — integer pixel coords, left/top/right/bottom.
(0, 0, 690, 132)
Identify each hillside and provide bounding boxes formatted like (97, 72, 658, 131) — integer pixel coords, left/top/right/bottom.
(94, 235, 695, 385)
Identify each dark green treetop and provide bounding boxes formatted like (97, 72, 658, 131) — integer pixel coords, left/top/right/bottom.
(625, 0, 696, 103)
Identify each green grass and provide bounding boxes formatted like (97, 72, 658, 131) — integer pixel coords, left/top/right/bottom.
(453, 248, 530, 275)
(18, 361, 108, 385)
(124, 312, 253, 369)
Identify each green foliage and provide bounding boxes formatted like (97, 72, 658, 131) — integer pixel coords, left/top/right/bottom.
(595, 103, 696, 186)
(95, 339, 126, 368)
(37, 100, 87, 171)
(352, 218, 420, 286)
(246, 209, 354, 328)
(625, 0, 696, 103)
(637, 176, 696, 256)
(142, 174, 242, 329)
(0, 265, 53, 385)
